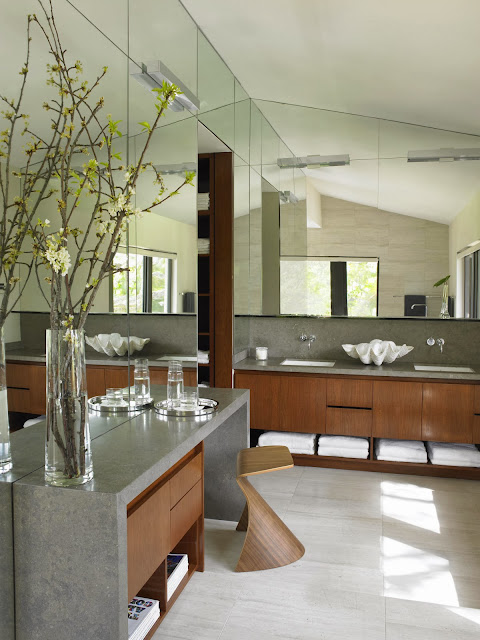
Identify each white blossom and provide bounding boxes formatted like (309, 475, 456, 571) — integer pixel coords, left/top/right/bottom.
(44, 240, 71, 276)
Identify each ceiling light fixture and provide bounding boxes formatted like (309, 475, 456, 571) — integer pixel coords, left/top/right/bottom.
(130, 61, 199, 112)
(277, 154, 350, 168)
(153, 162, 197, 175)
(279, 190, 299, 204)
(407, 148, 480, 163)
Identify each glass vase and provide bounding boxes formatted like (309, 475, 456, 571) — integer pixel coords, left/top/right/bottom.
(0, 327, 12, 474)
(440, 282, 450, 319)
(45, 329, 93, 486)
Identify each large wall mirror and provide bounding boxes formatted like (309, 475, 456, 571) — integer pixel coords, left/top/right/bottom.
(234, 99, 480, 321)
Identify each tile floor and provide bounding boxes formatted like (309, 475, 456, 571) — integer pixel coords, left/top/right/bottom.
(153, 466, 480, 639)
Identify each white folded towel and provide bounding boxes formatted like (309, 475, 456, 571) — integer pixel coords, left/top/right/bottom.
(197, 349, 210, 364)
(258, 431, 316, 454)
(317, 447, 369, 459)
(318, 435, 369, 451)
(375, 438, 427, 463)
(426, 442, 480, 467)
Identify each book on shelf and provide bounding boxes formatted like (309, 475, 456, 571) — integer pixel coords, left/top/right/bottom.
(167, 553, 189, 601)
(128, 596, 160, 640)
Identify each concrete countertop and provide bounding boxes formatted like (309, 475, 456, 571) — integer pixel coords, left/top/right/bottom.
(5, 347, 197, 369)
(235, 356, 480, 381)
(15, 386, 249, 505)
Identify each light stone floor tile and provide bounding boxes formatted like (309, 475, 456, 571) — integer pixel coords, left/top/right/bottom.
(153, 466, 480, 639)
(386, 598, 480, 639)
(288, 493, 382, 520)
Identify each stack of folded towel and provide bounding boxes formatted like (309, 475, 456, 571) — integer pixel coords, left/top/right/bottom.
(197, 192, 210, 211)
(197, 350, 210, 364)
(257, 431, 316, 455)
(317, 435, 369, 459)
(375, 438, 427, 463)
(426, 441, 480, 467)
(197, 238, 210, 254)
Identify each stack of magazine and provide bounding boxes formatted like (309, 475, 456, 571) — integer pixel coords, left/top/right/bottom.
(128, 597, 160, 640)
(167, 554, 189, 601)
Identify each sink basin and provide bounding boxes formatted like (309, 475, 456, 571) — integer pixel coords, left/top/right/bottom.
(414, 364, 474, 373)
(281, 359, 336, 367)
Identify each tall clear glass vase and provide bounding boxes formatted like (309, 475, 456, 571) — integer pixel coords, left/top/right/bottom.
(440, 282, 450, 319)
(0, 328, 12, 474)
(45, 329, 93, 486)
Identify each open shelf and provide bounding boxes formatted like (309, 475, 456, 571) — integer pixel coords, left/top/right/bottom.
(292, 451, 480, 479)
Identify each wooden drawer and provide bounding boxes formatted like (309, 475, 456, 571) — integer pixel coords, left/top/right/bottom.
(422, 383, 474, 443)
(170, 480, 203, 548)
(373, 380, 422, 440)
(327, 378, 372, 408)
(6, 363, 31, 389)
(104, 367, 133, 389)
(326, 407, 372, 436)
(474, 387, 480, 415)
(7, 388, 31, 412)
(85, 366, 106, 398)
(170, 453, 203, 508)
(473, 416, 480, 443)
(127, 481, 171, 602)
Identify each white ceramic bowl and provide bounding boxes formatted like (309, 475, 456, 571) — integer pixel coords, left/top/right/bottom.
(85, 333, 150, 357)
(342, 339, 413, 366)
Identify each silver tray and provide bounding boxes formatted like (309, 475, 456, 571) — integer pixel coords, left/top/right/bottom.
(154, 397, 218, 417)
(88, 395, 153, 414)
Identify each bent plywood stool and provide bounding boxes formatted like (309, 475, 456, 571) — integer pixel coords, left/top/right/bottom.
(235, 445, 305, 572)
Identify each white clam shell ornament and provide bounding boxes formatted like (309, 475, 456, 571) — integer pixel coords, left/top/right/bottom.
(342, 339, 413, 366)
(85, 333, 150, 357)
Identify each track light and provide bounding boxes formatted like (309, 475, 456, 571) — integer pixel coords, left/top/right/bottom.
(130, 61, 199, 113)
(407, 148, 480, 163)
(277, 154, 350, 168)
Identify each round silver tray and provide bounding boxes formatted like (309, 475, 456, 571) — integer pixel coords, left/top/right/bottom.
(154, 397, 218, 417)
(88, 395, 153, 414)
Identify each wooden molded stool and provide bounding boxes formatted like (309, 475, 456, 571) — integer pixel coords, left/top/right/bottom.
(235, 445, 305, 572)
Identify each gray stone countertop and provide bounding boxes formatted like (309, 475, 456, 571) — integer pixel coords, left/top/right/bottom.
(234, 357, 480, 381)
(15, 386, 249, 505)
(5, 347, 197, 369)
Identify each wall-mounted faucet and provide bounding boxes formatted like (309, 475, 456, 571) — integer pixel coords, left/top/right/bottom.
(300, 332, 316, 350)
(427, 337, 445, 353)
(411, 303, 428, 316)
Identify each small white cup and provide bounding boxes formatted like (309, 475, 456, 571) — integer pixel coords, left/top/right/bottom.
(256, 346, 268, 361)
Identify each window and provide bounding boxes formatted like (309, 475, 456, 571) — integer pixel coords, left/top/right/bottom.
(463, 250, 480, 318)
(112, 250, 173, 313)
(280, 257, 378, 317)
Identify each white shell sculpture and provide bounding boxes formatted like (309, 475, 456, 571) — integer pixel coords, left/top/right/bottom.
(85, 333, 150, 357)
(342, 339, 414, 366)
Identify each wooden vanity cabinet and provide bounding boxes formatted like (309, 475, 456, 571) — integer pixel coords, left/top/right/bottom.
(6, 361, 198, 415)
(422, 383, 474, 443)
(373, 380, 423, 440)
(235, 371, 326, 433)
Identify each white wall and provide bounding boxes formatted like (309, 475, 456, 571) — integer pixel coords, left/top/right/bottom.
(307, 195, 450, 317)
(449, 189, 480, 306)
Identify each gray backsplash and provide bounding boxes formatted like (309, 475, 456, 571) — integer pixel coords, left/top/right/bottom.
(238, 316, 480, 365)
(17, 313, 197, 356)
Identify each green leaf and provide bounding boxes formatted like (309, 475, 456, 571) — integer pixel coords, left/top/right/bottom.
(433, 275, 450, 287)
(138, 121, 151, 132)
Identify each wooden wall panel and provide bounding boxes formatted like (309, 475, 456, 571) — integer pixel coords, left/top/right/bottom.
(213, 152, 234, 388)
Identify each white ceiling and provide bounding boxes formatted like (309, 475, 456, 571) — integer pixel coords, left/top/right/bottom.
(181, 0, 480, 223)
